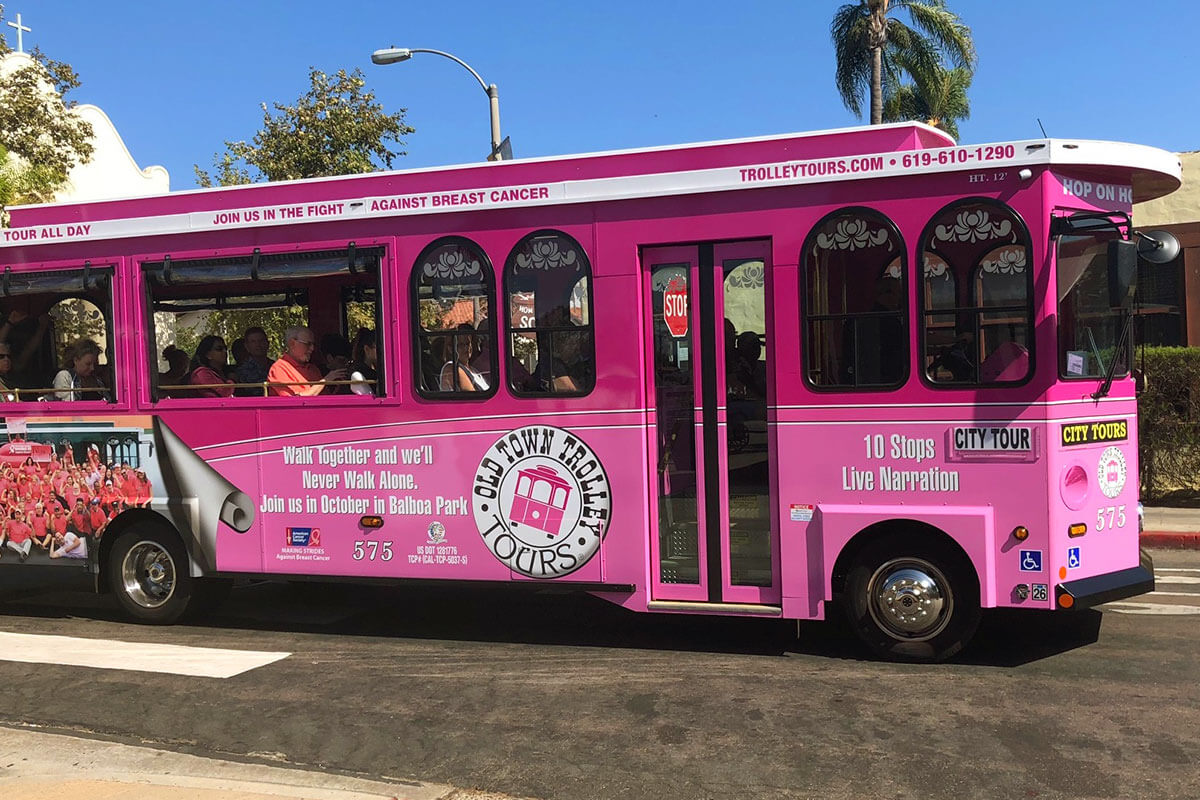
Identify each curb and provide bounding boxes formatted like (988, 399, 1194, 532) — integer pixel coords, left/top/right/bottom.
(1140, 531, 1200, 549)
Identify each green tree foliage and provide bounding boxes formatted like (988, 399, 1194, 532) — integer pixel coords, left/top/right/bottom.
(163, 306, 309, 364)
(881, 61, 972, 139)
(195, 67, 414, 187)
(831, 0, 975, 127)
(1138, 347, 1200, 499)
(0, 144, 59, 208)
(0, 5, 94, 209)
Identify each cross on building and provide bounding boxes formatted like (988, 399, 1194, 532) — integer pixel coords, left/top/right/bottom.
(6, 12, 31, 53)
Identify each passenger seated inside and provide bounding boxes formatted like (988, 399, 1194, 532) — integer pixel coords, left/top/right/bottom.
(320, 333, 352, 394)
(235, 326, 274, 395)
(349, 328, 378, 396)
(928, 332, 976, 382)
(268, 325, 347, 396)
(0, 310, 51, 393)
(0, 341, 19, 402)
(158, 345, 190, 397)
(440, 323, 488, 392)
(188, 336, 235, 397)
(52, 339, 109, 401)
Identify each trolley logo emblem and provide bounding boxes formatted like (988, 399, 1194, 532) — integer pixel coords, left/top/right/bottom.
(1097, 447, 1127, 499)
(472, 425, 611, 578)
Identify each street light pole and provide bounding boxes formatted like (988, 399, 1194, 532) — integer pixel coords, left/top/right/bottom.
(371, 47, 505, 161)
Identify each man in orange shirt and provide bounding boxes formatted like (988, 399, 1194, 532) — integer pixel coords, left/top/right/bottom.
(267, 326, 347, 397)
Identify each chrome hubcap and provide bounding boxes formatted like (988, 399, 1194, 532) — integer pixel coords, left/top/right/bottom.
(867, 558, 952, 641)
(121, 541, 176, 609)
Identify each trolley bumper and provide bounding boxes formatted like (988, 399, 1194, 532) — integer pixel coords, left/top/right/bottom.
(1057, 551, 1155, 609)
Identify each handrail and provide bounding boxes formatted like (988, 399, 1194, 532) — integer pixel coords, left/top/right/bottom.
(159, 378, 377, 396)
(0, 378, 377, 402)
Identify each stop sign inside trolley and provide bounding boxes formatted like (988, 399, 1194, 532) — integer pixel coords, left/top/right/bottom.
(663, 276, 688, 337)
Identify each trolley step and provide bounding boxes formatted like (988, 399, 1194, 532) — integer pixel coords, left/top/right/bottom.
(647, 600, 783, 616)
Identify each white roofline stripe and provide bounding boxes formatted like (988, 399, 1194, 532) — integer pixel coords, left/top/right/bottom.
(0, 136, 1179, 250)
(7, 121, 955, 211)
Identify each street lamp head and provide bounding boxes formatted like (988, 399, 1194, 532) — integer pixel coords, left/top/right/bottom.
(371, 47, 413, 65)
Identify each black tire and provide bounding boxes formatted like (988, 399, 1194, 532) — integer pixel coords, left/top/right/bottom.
(107, 526, 193, 624)
(843, 535, 981, 663)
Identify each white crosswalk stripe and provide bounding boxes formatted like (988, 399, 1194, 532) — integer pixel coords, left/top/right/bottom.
(0, 631, 290, 677)
(1104, 566, 1200, 616)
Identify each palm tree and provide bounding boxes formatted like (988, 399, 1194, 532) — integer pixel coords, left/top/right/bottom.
(831, 0, 975, 126)
(882, 62, 972, 139)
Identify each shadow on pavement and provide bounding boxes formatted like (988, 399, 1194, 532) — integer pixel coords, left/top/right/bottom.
(0, 570, 1104, 666)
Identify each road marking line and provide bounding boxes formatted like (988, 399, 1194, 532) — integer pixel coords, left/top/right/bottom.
(0, 632, 290, 678)
(1147, 592, 1200, 598)
(1155, 568, 1200, 573)
(1154, 576, 1200, 584)
(1103, 602, 1200, 615)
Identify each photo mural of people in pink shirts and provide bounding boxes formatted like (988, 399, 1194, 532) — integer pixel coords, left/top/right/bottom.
(0, 425, 153, 566)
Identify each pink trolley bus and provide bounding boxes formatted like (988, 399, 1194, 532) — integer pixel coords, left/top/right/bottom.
(0, 122, 1181, 661)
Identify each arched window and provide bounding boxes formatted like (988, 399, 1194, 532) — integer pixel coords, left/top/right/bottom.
(505, 230, 595, 396)
(802, 208, 907, 389)
(412, 237, 496, 398)
(921, 200, 1033, 385)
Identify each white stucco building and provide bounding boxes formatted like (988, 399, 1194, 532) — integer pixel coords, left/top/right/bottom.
(1, 50, 168, 202)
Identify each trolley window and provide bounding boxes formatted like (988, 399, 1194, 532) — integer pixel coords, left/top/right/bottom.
(504, 230, 595, 397)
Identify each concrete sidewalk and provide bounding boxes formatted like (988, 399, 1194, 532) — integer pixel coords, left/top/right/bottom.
(0, 725, 525, 800)
(1142, 506, 1200, 549)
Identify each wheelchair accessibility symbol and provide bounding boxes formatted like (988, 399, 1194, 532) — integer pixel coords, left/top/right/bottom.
(1019, 550, 1043, 572)
(1067, 547, 1082, 570)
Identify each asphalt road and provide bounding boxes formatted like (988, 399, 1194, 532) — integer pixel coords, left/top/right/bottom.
(0, 551, 1197, 800)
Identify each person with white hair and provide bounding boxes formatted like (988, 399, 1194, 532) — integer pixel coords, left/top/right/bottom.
(267, 326, 347, 397)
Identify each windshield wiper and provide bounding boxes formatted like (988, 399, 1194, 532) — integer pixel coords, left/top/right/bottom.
(1093, 315, 1131, 400)
(1084, 326, 1107, 375)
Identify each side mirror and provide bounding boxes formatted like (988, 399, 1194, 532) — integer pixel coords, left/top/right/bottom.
(1137, 230, 1181, 265)
(1107, 239, 1138, 309)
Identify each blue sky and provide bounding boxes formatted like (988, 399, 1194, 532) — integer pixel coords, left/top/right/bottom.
(6, 0, 1199, 189)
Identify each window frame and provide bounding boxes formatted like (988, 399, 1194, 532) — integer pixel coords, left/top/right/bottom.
(0, 261, 120, 407)
(139, 241, 388, 405)
(503, 229, 597, 399)
(799, 206, 909, 392)
(410, 235, 499, 401)
(1052, 223, 1132, 381)
(917, 197, 1036, 390)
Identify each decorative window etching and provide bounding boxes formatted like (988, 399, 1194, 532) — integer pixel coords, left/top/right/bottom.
(923, 253, 950, 280)
(883, 257, 903, 280)
(935, 209, 1014, 244)
(514, 234, 580, 272)
(726, 260, 765, 289)
(422, 246, 483, 280)
(978, 245, 1027, 274)
(815, 218, 892, 252)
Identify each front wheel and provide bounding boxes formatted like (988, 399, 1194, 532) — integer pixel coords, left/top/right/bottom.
(843, 537, 980, 662)
(108, 528, 193, 624)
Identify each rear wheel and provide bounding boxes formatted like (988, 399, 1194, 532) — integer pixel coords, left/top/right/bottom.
(108, 527, 193, 624)
(843, 536, 980, 662)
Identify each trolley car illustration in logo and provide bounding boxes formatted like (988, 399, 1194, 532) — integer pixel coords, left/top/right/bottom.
(472, 425, 611, 578)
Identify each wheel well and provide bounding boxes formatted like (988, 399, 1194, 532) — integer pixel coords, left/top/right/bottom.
(830, 519, 977, 598)
(95, 510, 186, 595)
